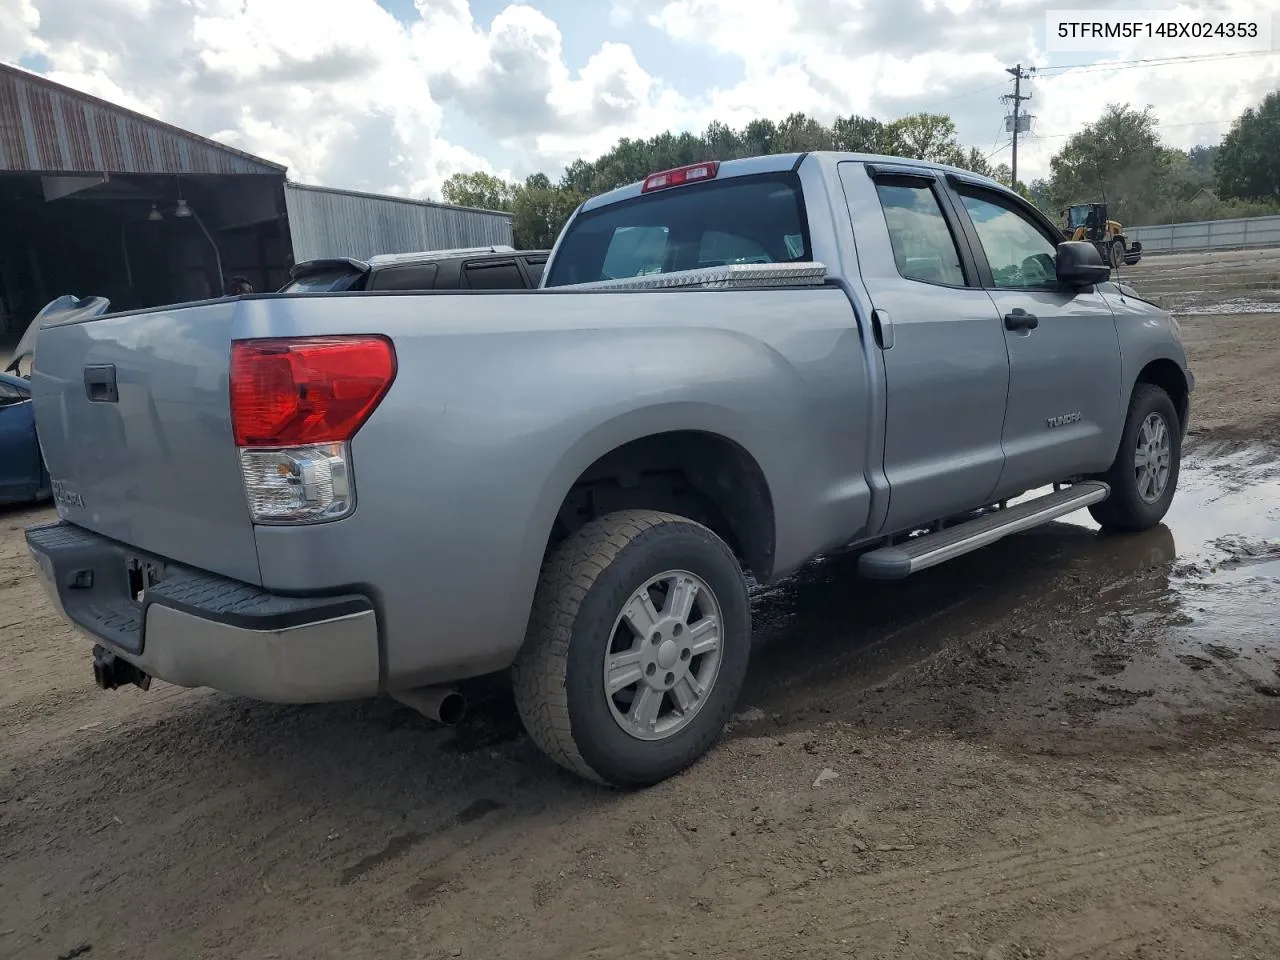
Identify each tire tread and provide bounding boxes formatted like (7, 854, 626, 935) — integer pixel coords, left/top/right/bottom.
(512, 510, 695, 784)
(1089, 382, 1179, 531)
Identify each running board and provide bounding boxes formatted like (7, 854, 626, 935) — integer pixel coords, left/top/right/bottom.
(857, 481, 1111, 580)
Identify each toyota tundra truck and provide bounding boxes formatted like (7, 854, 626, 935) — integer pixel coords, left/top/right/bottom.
(23, 152, 1192, 787)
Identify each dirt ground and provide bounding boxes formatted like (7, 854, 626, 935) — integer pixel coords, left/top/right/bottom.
(3, 247, 1280, 960)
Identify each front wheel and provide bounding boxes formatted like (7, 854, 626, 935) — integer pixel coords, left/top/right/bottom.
(513, 510, 751, 787)
(1109, 239, 1126, 268)
(1089, 383, 1181, 531)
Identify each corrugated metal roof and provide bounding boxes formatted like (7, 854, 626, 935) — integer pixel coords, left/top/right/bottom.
(284, 182, 514, 263)
(0, 63, 285, 175)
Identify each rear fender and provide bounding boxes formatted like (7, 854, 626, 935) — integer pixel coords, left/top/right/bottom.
(513, 401, 784, 641)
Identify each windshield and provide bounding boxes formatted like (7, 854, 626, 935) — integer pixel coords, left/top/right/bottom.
(544, 172, 811, 288)
(1066, 206, 1092, 229)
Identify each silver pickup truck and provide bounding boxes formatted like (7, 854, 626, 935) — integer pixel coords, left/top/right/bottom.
(24, 152, 1192, 787)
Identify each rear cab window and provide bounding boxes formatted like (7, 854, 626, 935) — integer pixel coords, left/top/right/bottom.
(873, 178, 968, 287)
(543, 172, 811, 287)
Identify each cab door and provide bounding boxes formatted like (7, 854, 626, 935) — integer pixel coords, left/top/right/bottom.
(945, 179, 1124, 496)
(838, 162, 1010, 534)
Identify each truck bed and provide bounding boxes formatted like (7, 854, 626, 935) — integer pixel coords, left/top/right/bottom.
(30, 284, 875, 688)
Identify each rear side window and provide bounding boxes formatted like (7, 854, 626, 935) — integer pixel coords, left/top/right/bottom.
(368, 262, 439, 291)
(544, 172, 811, 287)
(874, 179, 966, 287)
(523, 258, 546, 286)
(464, 260, 525, 289)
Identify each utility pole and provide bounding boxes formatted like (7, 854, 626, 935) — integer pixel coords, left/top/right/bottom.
(1002, 64, 1034, 185)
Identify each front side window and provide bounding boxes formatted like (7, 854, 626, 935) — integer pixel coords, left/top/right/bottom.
(874, 179, 966, 287)
(544, 173, 811, 287)
(959, 191, 1059, 289)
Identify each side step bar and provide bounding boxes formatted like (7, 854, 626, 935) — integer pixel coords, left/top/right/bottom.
(858, 481, 1110, 580)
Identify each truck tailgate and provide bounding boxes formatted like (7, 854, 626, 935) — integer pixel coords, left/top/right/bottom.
(30, 300, 262, 585)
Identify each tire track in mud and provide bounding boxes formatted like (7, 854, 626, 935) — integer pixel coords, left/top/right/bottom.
(576, 805, 1277, 959)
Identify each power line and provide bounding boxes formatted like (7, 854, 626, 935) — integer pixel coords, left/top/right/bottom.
(984, 138, 1012, 163)
(1029, 116, 1279, 140)
(927, 50, 1275, 112)
(988, 48, 1277, 172)
(1034, 49, 1278, 75)
(928, 79, 1010, 108)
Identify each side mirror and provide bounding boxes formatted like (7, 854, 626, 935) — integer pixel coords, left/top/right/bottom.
(1056, 241, 1110, 288)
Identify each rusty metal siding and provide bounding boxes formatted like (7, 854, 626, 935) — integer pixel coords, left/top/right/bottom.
(0, 64, 283, 175)
(284, 182, 515, 262)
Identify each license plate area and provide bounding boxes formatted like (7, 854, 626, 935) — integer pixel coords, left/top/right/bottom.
(126, 557, 166, 605)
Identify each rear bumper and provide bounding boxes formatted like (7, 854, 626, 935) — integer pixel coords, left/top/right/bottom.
(24, 521, 380, 703)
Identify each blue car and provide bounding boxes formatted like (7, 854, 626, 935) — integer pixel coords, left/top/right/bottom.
(1, 296, 110, 507)
(0, 371, 49, 505)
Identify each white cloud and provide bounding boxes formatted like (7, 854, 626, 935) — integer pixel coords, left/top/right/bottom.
(638, 0, 1279, 179)
(7, 0, 665, 194)
(0, 0, 39, 61)
(3, 0, 1278, 195)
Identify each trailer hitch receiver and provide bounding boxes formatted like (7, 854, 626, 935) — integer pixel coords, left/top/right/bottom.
(92, 644, 151, 692)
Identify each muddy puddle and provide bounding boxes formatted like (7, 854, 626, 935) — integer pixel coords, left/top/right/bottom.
(732, 443, 1280, 736)
(1165, 293, 1280, 316)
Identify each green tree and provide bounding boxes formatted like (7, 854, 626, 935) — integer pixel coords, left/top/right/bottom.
(884, 113, 965, 165)
(1187, 144, 1220, 178)
(1215, 91, 1280, 202)
(512, 174, 584, 249)
(832, 114, 887, 153)
(448, 107, 1238, 253)
(1045, 104, 1174, 224)
(440, 171, 517, 212)
(774, 112, 836, 152)
(958, 146, 995, 177)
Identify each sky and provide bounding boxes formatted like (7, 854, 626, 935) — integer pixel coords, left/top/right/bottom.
(1, 0, 1276, 199)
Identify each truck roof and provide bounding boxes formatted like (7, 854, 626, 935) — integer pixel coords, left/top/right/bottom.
(579, 151, 1006, 214)
(366, 245, 518, 268)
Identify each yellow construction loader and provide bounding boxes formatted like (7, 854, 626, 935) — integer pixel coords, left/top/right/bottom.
(1061, 203, 1143, 268)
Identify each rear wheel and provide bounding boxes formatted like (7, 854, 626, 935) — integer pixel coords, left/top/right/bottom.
(1089, 383, 1180, 531)
(513, 510, 751, 787)
(1109, 239, 1125, 268)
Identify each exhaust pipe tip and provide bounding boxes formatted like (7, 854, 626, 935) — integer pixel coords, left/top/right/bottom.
(434, 689, 467, 726)
(391, 685, 467, 726)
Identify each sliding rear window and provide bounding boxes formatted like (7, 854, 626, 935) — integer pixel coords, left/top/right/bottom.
(543, 172, 811, 288)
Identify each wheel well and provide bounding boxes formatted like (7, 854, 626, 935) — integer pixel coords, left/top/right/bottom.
(1136, 359, 1189, 432)
(549, 431, 776, 580)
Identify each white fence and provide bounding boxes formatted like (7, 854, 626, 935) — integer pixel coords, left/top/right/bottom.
(1127, 215, 1280, 254)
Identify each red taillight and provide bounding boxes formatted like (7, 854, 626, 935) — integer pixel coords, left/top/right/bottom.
(230, 336, 397, 447)
(641, 161, 720, 193)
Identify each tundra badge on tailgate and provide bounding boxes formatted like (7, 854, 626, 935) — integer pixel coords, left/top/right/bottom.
(50, 480, 85, 510)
